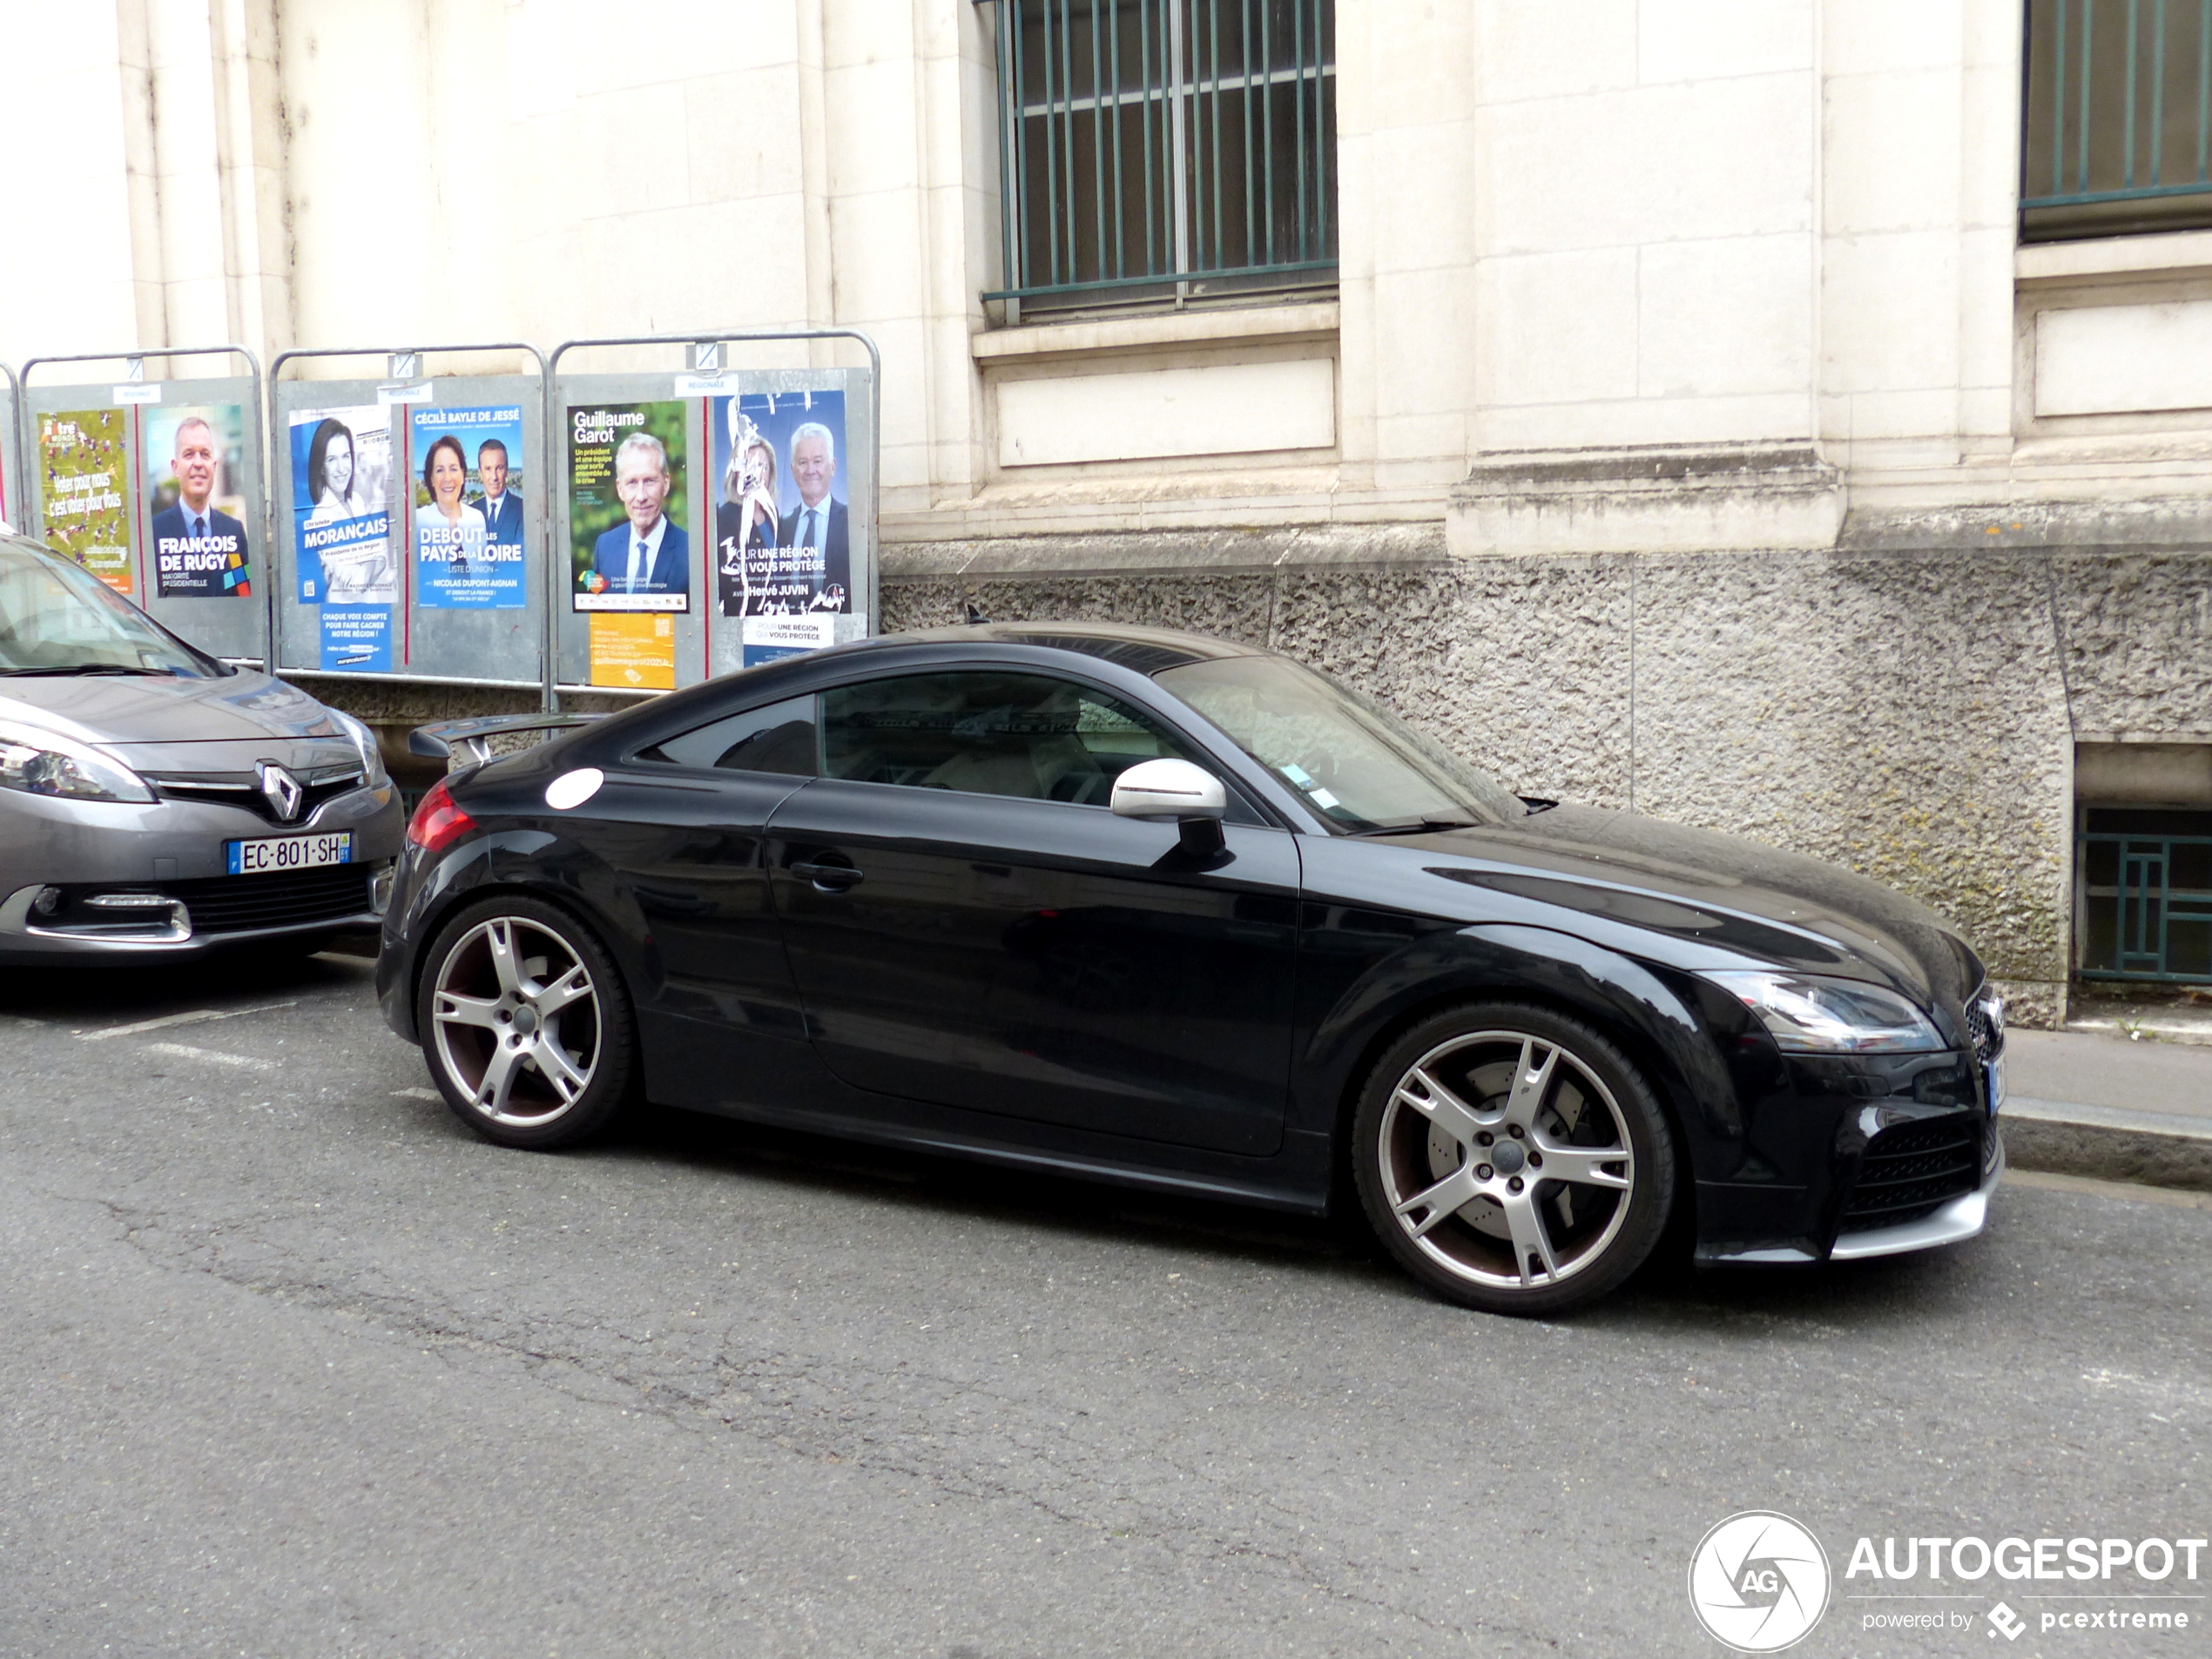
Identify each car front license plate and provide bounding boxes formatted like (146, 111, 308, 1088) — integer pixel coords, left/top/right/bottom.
(226, 831, 353, 875)
(1986, 1052, 2006, 1114)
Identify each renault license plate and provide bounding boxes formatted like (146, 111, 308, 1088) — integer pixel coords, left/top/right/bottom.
(226, 832, 353, 875)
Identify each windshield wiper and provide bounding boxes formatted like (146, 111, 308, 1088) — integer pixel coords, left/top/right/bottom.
(1352, 818, 1484, 837)
(0, 664, 172, 677)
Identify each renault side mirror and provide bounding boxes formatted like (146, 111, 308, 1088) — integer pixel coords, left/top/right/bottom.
(1110, 758, 1227, 857)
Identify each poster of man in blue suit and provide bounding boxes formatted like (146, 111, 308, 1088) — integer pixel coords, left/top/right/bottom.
(570, 401, 689, 613)
(145, 406, 253, 599)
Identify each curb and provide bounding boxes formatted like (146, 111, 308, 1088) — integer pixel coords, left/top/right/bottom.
(2002, 1096, 2212, 1195)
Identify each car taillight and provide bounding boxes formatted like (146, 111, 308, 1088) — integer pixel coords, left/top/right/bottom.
(407, 777, 476, 853)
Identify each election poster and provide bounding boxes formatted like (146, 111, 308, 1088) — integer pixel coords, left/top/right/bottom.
(709, 390, 851, 619)
(289, 404, 395, 605)
(569, 401, 688, 613)
(289, 404, 395, 673)
(38, 410, 133, 593)
(144, 403, 253, 599)
(410, 404, 527, 610)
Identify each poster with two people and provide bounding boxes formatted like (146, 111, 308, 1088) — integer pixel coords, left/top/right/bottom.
(411, 404, 527, 610)
(709, 389, 851, 667)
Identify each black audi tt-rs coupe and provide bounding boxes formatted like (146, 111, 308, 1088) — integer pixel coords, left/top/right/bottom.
(377, 622, 2006, 1314)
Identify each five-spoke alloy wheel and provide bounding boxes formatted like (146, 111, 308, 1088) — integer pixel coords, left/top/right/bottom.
(1353, 1004, 1675, 1314)
(416, 895, 637, 1149)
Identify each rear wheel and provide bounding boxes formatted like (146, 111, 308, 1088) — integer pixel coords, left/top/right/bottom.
(1352, 1004, 1675, 1315)
(415, 894, 637, 1149)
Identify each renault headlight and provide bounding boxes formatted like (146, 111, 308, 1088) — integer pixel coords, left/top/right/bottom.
(1704, 970, 1944, 1054)
(0, 718, 155, 804)
(329, 709, 391, 789)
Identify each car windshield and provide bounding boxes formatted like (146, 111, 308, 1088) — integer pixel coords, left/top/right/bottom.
(1156, 654, 1528, 831)
(0, 538, 224, 678)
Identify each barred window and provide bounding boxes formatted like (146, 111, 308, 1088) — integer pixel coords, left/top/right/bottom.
(982, 0, 1337, 318)
(2023, 0, 2212, 241)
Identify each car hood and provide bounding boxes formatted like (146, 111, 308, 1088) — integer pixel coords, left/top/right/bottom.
(1379, 803, 1980, 1008)
(0, 671, 343, 749)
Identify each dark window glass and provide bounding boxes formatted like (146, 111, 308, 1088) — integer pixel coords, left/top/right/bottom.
(1157, 652, 1525, 832)
(644, 694, 817, 775)
(990, 0, 1337, 314)
(821, 671, 1200, 803)
(2023, 0, 2212, 241)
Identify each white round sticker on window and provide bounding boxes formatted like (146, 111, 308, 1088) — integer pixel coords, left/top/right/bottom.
(544, 767, 604, 811)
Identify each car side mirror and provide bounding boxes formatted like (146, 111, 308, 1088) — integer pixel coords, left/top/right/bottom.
(1110, 758, 1227, 857)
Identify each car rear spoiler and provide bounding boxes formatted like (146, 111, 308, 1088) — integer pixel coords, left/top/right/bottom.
(408, 711, 607, 766)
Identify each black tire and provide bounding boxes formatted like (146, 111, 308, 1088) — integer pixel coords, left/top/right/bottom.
(1352, 1002, 1676, 1316)
(413, 894, 638, 1150)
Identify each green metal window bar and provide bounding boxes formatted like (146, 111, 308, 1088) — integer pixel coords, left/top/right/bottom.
(2023, 0, 2212, 239)
(980, 0, 1337, 315)
(2078, 832, 2212, 982)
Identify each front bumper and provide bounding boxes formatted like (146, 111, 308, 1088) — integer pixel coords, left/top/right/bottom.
(0, 781, 403, 962)
(1828, 1124, 2005, 1261)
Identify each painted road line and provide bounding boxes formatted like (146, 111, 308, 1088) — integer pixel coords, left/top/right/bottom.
(392, 1087, 440, 1101)
(77, 1001, 298, 1041)
(145, 1042, 276, 1071)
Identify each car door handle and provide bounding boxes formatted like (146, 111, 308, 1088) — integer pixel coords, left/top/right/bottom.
(790, 859, 864, 891)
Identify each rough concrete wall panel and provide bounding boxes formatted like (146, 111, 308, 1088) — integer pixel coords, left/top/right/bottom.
(1631, 550, 2073, 1002)
(1268, 558, 1635, 811)
(2054, 551, 2212, 739)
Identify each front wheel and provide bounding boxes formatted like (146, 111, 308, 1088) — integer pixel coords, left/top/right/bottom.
(415, 894, 638, 1150)
(1352, 1004, 1676, 1315)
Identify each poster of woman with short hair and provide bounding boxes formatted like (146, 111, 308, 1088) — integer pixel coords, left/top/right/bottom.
(411, 404, 526, 610)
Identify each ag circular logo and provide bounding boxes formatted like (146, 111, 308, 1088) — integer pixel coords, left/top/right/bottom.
(1688, 1511, 1831, 1652)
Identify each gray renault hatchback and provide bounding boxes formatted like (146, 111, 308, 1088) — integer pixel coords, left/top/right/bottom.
(0, 531, 403, 962)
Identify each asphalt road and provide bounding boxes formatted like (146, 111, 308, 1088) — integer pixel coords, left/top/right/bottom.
(1, 953, 2205, 1658)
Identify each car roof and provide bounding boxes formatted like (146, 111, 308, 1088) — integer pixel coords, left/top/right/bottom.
(869, 620, 1265, 677)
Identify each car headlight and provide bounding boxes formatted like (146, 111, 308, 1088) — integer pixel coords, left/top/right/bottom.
(329, 709, 391, 789)
(1703, 970, 1945, 1054)
(0, 718, 155, 804)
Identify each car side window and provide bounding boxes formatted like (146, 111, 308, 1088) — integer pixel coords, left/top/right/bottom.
(821, 671, 1201, 805)
(641, 694, 818, 775)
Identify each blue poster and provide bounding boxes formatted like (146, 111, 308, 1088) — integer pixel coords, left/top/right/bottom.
(288, 404, 395, 608)
(708, 389, 851, 621)
(320, 607, 392, 673)
(410, 404, 527, 610)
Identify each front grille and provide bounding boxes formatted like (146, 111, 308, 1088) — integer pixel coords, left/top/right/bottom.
(165, 865, 377, 935)
(149, 768, 365, 826)
(1963, 995, 2001, 1062)
(1838, 1115, 1981, 1234)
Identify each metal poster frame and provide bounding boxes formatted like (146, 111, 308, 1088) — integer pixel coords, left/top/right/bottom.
(546, 329, 880, 706)
(0, 361, 20, 534)
(17, 344, 268, 666)
(269, 343, 553, 708)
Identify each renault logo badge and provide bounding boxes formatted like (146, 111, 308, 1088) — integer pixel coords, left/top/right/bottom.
(257, 761, 305, 823)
